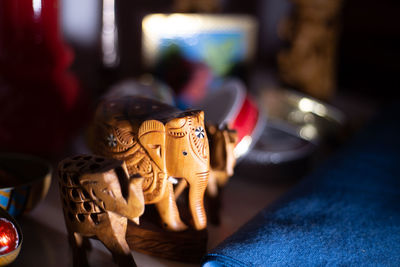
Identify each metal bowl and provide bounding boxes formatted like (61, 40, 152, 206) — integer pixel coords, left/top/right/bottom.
(0, 208, 22, 266)
(260, 88, 345, 144)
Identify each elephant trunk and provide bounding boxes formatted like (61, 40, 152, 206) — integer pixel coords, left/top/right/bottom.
(189, 171, 209, 230)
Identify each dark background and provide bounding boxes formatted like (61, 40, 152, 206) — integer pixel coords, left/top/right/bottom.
(64, 0, 400, 102)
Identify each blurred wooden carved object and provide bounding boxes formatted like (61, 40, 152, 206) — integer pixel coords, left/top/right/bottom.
(278, 0, 344, 100)
(58, 155, 144, 267)
(207, 124, 237, 196)
(87, 97, 210, 232)
(173, 0, 221, 12)
(206, 124, 237, 224)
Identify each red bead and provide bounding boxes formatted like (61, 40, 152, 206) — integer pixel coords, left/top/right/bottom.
(0, 218, 19, 255)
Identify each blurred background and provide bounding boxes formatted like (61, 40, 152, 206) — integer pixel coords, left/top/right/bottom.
(1, 0, 400, 265)
(59, 0, 399, 162)
(62, 0, 400, 99)
(1, 0, 399, 157)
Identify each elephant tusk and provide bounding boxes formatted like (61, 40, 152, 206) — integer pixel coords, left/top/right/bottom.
(174, 180, 188, 200)
(131, 217, 140, 225)
(168, 176, 179, 185)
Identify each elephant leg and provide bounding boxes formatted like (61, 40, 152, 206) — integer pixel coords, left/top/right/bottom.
(97, 213, 137, 267)
(68, 231, 90, 267)
(156, 182, 188, 231)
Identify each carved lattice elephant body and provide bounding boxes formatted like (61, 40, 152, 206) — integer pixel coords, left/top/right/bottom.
(87, 96, 210, 231)
(58, 155, 144, 267)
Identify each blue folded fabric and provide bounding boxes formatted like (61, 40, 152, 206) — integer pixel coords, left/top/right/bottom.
(202, 105, 400, 266)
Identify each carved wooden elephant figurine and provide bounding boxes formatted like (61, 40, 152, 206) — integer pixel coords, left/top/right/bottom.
(174, 123, 237, 225)
(87, 96, 210, 231)
(58, 155, 145, 267)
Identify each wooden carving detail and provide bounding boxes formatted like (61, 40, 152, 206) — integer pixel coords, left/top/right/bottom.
(88, 120, 167, 205)
(58, 155, 145, 267)
(87, 97, 210, 231)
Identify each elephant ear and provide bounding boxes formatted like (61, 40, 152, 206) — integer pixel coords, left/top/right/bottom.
(138, 120, 166, 172)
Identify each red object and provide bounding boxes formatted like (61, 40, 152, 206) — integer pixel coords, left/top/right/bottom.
(231, 96, 260, 143)
(0, 218, 19, 255)
(196, 79, 262, 145)
(0, 0, 85, 155)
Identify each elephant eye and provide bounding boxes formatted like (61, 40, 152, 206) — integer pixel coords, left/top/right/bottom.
(195, 127, 205, 139)
(182, 151, 188, 156)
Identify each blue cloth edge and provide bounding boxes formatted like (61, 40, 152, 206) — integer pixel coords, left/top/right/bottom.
(202, 253, 252, 267)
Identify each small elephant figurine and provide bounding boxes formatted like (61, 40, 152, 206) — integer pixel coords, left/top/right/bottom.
(87, 96, 210, 231)
(58, 155, 145, 267)
(206, 124, 238, 198)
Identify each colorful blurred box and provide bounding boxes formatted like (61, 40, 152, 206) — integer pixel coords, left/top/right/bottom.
(142, 14, 258, 77)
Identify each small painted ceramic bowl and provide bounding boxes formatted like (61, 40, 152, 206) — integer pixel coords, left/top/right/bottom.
(0, 208, 22, 266)
(0, 154, 52, 216)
